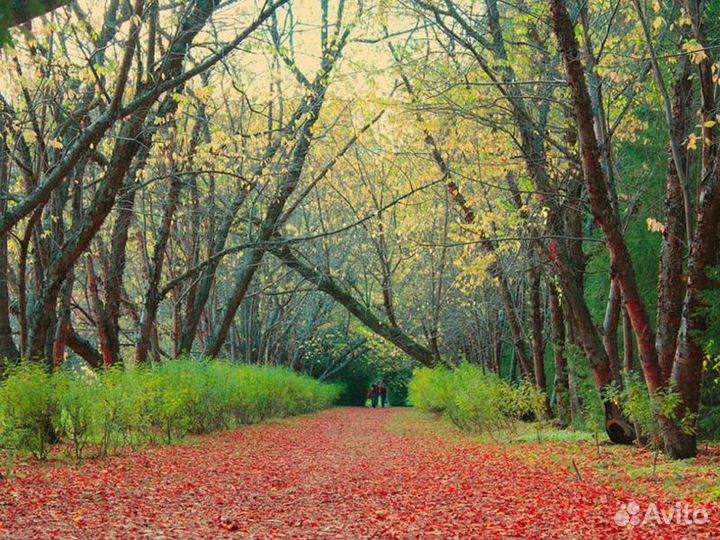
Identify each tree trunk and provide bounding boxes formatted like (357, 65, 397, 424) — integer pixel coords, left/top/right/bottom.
(269, 240, 436, 367)
(551, 0, 688, 452)
(530, 264, 545, 391)
(550, 283, 570, 426)
(204, 93, 327, 356)
(656, 48, 692, 381)
(203, 33, 348, 357)
(664, 0, 720, 458)
(602, 279, 623, 383)
(623, 303, 635, 375)
(136, 175, 182, 364)
(498, 275, 533, 377)
(530, 264, 552, 417)
(85, 256, 114, 368)
(551, 0, 664, 390)
(0, 118, 19, 367)
(103, 141, 151, 366)
(65, 326, 103, 369)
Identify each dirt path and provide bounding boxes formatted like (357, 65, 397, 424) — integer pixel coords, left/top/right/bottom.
(0, 408, 717, 539)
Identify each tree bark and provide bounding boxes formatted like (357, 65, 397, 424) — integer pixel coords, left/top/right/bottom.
(65, 326, 102, 369)
(550, 0, 688, 452)
(498, 275, 533, 377)
(102, 141, 152, 366)
(623, 303, 634, 375)
(530, 263, 545, 391)
(656, 51, 692, 380)
(417, 0, 630, 440)
(135, 175, 182, 363)
(85, 256, 113, 368)
(662, 0, 720, 458)
(550, 0, 663, 390)
(602, 279, 623, 383)
(0, 118, 19, 367)
(550, 283, 570, 426)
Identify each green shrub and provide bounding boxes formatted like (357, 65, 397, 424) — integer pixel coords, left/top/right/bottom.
(605, 374, 696, 447)
(0, 363, 58, 459)
(54, 369, 98, 459)
(145, 360, 210, 441)
(408, 363, 548, 436)
(95, 367, 154, 453)
(0, 359, 339, 460)
(408, 367, 454, 413)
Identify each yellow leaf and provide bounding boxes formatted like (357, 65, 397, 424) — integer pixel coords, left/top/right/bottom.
(683, 39, 708, 64)
(646, 217, 665, 234)
(704, 120, 716, 128)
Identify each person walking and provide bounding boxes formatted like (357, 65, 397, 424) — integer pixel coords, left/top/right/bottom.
(369, 384, 379, 408)
(378, 383, 387, 408)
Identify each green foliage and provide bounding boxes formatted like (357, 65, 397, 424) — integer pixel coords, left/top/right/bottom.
(309, 326, 415, 406)
(513, 378, 548, 419)
(0, 4, 11, 46)
(565, 344, 604, 432)
(95, 367, 154, 453)
(690, 269, 720, 438)
(699, 405, 720, 440)
(54, 369, 98, 459)
(361, 330, 415, 406)
(699, 354, 720, 439)
(333, 361, 375, 406)
(0, 363, 58, 459)
(408, 367, 455, 413)
(698, 267, 720, 359)
(408, 364, 547, 435)
(605, 374, 696, 447)
(0, 359, 339, 460)
(605, 374, 657, 443)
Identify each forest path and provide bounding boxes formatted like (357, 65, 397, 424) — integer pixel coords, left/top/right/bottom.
(0, 407, 717, 539)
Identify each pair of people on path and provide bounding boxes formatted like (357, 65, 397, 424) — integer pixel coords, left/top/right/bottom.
(368, 383, 387, 408)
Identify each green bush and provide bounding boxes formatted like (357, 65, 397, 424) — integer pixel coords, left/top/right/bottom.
(0, 363, 58, 459)
(0, 359, 340, 460)
(408, 367, 455, 413)
(95, 367, 154, 453)
(54, 369, 98, 459)
(409, 364, 547, 435)
(604, 374, 696, 447)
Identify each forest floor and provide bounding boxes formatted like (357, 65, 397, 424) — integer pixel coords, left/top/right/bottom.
(0, 407, 719, 539)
